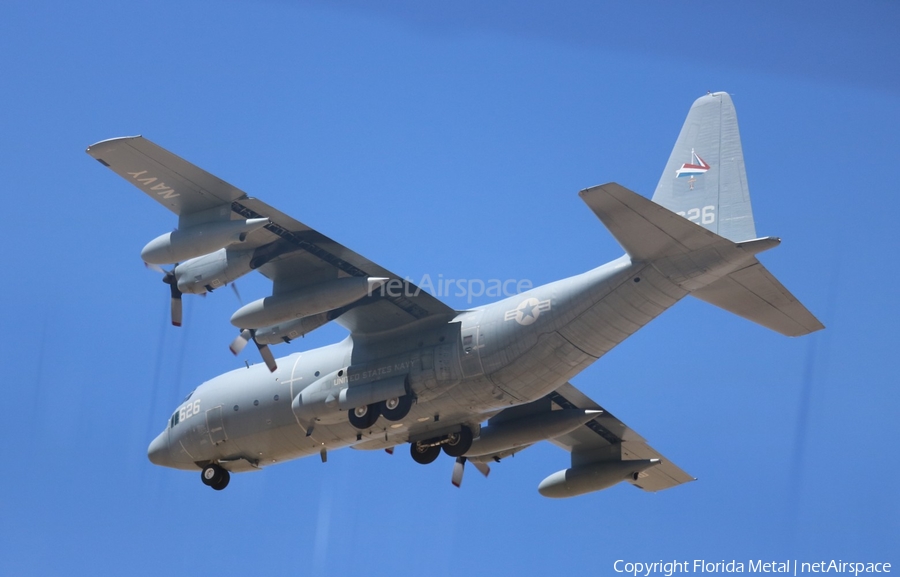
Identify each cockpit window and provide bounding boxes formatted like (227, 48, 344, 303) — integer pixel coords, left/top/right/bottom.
(170, 411, 180, 428)
(183, 389, 195, 402)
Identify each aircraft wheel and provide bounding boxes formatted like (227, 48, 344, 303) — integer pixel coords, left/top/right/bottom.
(410, 441, 441, 465)
(348, 403, 380, 430)
(200, 464, 226, 487)
(442, 426, 473, 457)
(211, 469, 230, 491)
(381, 395, 413, 421)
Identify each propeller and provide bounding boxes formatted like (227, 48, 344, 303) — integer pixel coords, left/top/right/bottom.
(230, 282, 243, 305)
(230, 328, 277, 372)
(146, 262, 183, 327)
(166, 276, 183, 327)
(451, 456, 491, 488)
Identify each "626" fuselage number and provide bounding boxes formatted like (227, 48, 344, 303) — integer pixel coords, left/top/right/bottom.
(676, 205, 715, 225)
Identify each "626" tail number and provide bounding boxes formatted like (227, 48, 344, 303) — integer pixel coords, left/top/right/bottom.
(677, 205, 715, 225)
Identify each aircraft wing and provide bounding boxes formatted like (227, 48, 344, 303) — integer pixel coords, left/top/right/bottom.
(547, 382, 695, 492)
(87, 136, 456, 334)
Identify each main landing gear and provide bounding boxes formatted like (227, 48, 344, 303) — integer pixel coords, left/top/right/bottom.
(200, 464, 230, 491)
(409, 425, 474, 464)
(348, 394, 414, 430)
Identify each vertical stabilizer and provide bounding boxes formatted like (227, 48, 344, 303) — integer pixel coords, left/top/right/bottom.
(652, 92, 756, 242)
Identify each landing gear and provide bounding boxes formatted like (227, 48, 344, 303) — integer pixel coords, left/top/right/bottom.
(442, 426, 473, 457)
(410, 425, 475, 464)
(410, 441, 441, 464)
(200, 464, 230, 491)
(381, 394, 413, 421)
(348, 403, 381, 430)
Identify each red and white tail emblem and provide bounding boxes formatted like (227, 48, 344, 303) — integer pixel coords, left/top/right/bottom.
(675, 149, 710, 190)
(675, 149, 710, 178)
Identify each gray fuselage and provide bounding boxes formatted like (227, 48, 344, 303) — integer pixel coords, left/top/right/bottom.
(148, 254, 687, 472)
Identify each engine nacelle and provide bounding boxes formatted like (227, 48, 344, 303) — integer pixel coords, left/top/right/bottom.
(465, 408, 601, 457)
(253, 313, 331, 345)
(537, 459, 660, 498)
(292, 372, 408, 425)
(174, 248, 254, 295)
(141, 218, 269, 265)
(230, 277, 388, 329)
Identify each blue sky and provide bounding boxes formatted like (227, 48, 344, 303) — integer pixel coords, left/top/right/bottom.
(1, 1, 898, 575)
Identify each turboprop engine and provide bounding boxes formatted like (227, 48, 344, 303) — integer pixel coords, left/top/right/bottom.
(230, 276, 389, 329)
(252, 314, 331, 345)
(141, 218, 269, 265)
(173, 248, 254, 295)
(537, 459, 660, 498)
(228, 314, 333, 372)
(465, 408, 602, 457)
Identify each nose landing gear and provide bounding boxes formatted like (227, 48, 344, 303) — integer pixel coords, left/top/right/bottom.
(200, 464, 230, 491)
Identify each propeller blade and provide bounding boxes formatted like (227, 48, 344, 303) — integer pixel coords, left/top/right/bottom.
(256, 340, 277, 372)
(451, 456, 466, 488)
(170, 298, 182, 327)
(169, 282, 183, 327)
(160, 267, 184, 327)
(471, 460, 491, 478)
(144, 261, 167, 274)
(229, 329, 252, 355)
(230, 283, 243, 305)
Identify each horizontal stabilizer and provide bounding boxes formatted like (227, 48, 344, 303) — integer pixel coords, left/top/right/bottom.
(691, 261, 824, 336)
(579, 182, 721, 261)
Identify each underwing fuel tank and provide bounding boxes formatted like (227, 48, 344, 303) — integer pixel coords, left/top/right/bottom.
(141, 218, 269, 265)
(230, 277, 389, 329)
(537, 459, 660, 498)
(465, 409, 602, 457)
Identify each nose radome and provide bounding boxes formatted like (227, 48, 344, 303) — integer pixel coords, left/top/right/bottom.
(147, 431, 172, 467)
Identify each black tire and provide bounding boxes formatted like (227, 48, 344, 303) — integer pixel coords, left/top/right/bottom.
(200, 464, 224, 487)
(442, 426, 473, 457)
(348, 403, 381, 430)
(381, 395, 413, 421)
(410, 441, 441, 465)
(211, 470, 230, 491)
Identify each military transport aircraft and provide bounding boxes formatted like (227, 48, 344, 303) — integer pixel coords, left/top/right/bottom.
(87, 92, 822, 496)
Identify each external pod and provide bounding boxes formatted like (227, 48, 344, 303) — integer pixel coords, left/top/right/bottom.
(538, 459, 660, 498)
